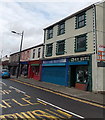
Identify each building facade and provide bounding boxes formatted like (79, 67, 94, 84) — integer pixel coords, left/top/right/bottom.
(20, 49, 31, 77)
(28, 44, 44, 80)
(2, 55, 9, 70)
(9, 52, 19, 75)
(42, 2, 105, 92)
(9, 44, 44, 80)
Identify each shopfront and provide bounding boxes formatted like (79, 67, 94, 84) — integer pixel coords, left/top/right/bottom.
(68, 55, 92, 91)
(42, 59, 68, 86)
(9, 63, 18, 75)
(20, 62, 28, 77)
(28, 60, 42, 80)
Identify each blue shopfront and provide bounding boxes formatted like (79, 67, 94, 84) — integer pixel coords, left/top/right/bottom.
(42, 55, 92, 91)
(42, 58, 68, 86)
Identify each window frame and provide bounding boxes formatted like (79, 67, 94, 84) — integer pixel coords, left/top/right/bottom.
(76, 12, 86, 29)
(58, 21, 65, 35)
(38, 48, 41, 58)
(75, 34, 87, 52)
(46, 43, 53, 57)
(56, 40, 65, 55)
(32, 49, 35, 59)
(47, 27, 53, 39)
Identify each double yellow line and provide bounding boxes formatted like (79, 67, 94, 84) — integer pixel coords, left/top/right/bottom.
(9, 78, 105, 109)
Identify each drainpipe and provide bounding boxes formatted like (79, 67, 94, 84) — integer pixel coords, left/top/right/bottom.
(92, 4, 98, 91)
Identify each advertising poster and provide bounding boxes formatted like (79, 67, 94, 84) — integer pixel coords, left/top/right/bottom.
(97, 45, 105, 67)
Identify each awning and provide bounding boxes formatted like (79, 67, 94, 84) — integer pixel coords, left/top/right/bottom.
(68, 61, 88, 65)
(20, 62, 28, 64)
(42, 63, 66, 66)
(31, 64, 40, 66)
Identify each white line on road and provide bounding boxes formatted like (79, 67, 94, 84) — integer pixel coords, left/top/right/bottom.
(0, 81, 7, 86)
(9, 86, 26, 95)
(37, 98, 84, 119)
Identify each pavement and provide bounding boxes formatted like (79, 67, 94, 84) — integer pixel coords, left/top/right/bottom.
(10, 76, 105, 105)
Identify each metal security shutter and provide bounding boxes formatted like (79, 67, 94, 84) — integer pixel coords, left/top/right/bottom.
(42, 66, 66, 86)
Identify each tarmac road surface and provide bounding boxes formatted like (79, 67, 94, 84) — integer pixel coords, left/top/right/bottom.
(0, 78, 104, 120)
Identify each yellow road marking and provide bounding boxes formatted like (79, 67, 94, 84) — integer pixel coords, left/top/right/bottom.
(2, 99, 11, 108)
(0, 90, 11, 95)
(26, 111, 38, 119)
(22, 96, 39, 105)
(12, 99, 29, 106)
(0, 109, 64, 119)
(57, 110, 72, 118)
(9, 78, 105, 109)
(37, 100, 47, 105)
(45, 109, 65, 118)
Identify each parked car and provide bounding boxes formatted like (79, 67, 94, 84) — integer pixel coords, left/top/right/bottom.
(2, 69, 10, 78)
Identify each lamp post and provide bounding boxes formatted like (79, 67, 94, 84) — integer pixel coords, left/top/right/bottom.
(11, 30, 24, 78)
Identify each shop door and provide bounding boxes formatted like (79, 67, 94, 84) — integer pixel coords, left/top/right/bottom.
(42, 66, 66, 86)
(70, 66, 76, 87)
(75, 66, 88, 90)
(76, 66, 88, 84)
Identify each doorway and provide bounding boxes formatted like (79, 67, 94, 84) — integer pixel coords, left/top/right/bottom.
(70, 65, 88, 88)
(76, 66, 88, 84)
(70, 66, 77, 87)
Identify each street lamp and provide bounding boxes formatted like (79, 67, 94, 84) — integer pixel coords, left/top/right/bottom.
(11, 30, 24, 78)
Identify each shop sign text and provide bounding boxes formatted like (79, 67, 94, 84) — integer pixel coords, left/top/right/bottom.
(70, 56, 90, 62)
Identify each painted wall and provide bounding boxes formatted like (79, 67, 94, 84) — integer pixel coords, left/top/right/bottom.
(44, 7, 94, 59)
(9, 53, 19, 63)
(30, 45, 44, 61)
(92, 2, 105, 92)
(21, 50, 31, 61)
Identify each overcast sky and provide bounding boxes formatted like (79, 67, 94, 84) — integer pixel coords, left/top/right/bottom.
(0, 0, 102, 57)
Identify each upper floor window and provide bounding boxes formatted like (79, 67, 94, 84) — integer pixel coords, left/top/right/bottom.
(38, 48, 41, 58)
(33, 49, 35, 58)
(75, 34, 87, 52)
(58, 22, 65, 35)
(75, 12, 86, 29)
(46, 43, 53, 57)
(56, 40, 65, 55)
(27, 51, 29, 59)
(47, 27, 53, 39)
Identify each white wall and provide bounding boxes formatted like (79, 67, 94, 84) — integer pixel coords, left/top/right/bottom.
(30, 46, 43, 61)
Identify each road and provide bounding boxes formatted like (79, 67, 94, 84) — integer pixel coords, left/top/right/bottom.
(0, 78, 104, 120)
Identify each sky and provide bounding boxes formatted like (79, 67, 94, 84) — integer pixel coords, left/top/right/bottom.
(0, 0, 103, 57)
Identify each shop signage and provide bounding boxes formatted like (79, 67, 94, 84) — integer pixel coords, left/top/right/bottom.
(97, 45, 105, 67)
(97, 45, 105, 62)
(70, 56, 90, 62)
(43, 59, 66, 64)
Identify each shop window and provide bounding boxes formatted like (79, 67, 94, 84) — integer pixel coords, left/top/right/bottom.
(57, 21, 65, 35)
(33, 49, 35, 58)
(47, 27, 53, 39)
(46, 43, 53, 57)
(38, 48, 41, 58)
(75, 12, 86, 29)
(56, 40, 65, 55)
(75, 34, 87, 52)
(76, 66, 88, 84)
